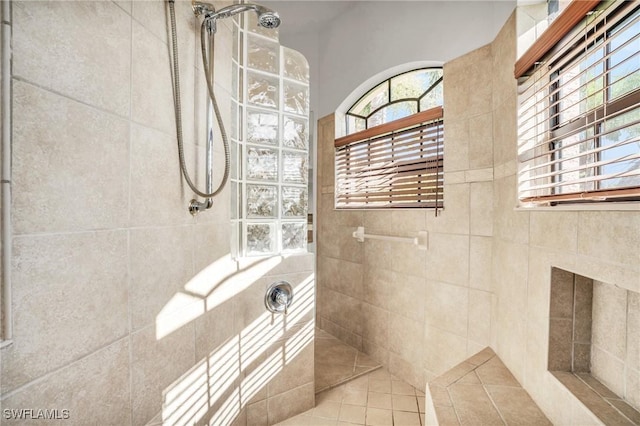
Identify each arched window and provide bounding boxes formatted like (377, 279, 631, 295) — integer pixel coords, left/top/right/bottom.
(345, 68, 443, 134)
(334, 67, 445, 209)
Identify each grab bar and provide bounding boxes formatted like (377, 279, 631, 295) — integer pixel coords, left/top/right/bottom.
(352, 226, 428, 250)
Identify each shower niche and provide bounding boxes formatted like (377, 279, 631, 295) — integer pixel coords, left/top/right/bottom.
(230, 12, 310, 258)
(548, 268, 640, 424)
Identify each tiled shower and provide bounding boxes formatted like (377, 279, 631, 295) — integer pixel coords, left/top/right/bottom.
(1, 1, 639, 425)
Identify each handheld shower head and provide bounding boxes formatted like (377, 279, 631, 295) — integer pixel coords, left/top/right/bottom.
(254, 5, 281, 29)
(193, 3, 281, 32)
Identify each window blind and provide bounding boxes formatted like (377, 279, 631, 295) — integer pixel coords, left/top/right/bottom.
(334, 106, 444, 209)
(518, 1, 640, 204)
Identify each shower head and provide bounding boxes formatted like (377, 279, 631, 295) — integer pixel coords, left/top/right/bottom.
(254, 5, 281, 29)
(193, 2, 281, 31)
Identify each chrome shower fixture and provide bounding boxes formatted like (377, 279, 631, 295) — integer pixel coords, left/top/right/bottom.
(192, 2, 281, 33)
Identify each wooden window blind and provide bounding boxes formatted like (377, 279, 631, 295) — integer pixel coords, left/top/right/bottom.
(518, 1, 640, 205)
(334, 106, 444, 209)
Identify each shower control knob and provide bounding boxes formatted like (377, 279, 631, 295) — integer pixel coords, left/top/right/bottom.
(265, 281, 293, 315)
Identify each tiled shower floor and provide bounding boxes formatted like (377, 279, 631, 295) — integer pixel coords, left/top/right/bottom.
(315, 329, 381, 393)
(274, 329, 426, 425)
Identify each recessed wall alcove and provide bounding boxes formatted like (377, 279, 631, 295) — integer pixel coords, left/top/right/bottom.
(548, 267, 640, 425)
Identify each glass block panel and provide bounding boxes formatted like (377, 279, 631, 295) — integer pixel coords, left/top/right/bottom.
(231, 181, 238, 219)
(368, 101, 417, 128)
(281, 186, 307, 217)
(232, 26, 239, 62)
(247, 184, 277, 218)
(230, 141, 238, 179)
(420, 80, 444, 111)
(282, 151, 308, 184)
(247, 71, 278, 109)
(349, 81, 388, 117)
(391, 69, 443, 101)
(283, 47, 309, 83)
(247, 146, 278, 181)
(247, 11, 279, 40)
(284, 82, 309, 115)
(231, 102, 238, 140)
(282, 222, 306, 252)
(247, 34, 279, 74)
(247, 223, 274, 255)
(238, 182, 243, 219)
(247, 109, 278, 145)
(283, 116, 308, 150)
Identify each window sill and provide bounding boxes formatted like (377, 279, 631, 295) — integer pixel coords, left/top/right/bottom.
(515, 202, 640, 212)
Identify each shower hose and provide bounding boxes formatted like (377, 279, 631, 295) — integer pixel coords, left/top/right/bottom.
(168, 0, 230, 199)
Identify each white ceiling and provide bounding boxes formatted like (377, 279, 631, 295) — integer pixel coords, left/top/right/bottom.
(259, 1, 357, 36)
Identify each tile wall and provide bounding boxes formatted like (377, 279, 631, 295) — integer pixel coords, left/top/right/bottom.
(317, 10, 640, 425)
(0, 1, 314, 425)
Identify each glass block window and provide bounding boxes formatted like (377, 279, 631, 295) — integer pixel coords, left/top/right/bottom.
(345, 68, 443, 135)
(231, 19, 310, 257)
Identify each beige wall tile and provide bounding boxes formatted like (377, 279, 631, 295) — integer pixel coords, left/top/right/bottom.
(317, 256, 363, 300)
(423, 326, 468, 375)
(443, 119, 469, 172)
(129, 226, 195, 331)
(361, 302, 389, 349)
(578, 211, 640, 267)
(469, 113, 494, 169)
(2, 339, 131, 426)
(129, 124, 194, 227)
(389, 353, 427, 393)
(363, 267, 391, 310)
(530, 211, 578, 252)
(2, 232, 128, 393)
(386, 241, 427, 278)
(491, 13, 516, 109)
(323, 289, 363, 337)
(492, 95, 518, 168)
(626, 368, 640, 410)
(320, 194, 363, 228)
(591, 346, 626, 398)
(469, 236, 492, 292)
(195, 299, 237, 362)
(628, 291, 640, 373)
(268, 344, 314, 397)
(12, 81, 129, 234)
(317, 224, 363, 264)
(132, 20, 176, 135)
(592, 280, 627, 361)
(492, 240, 529, 315)
(388, 315, 423, 367)
(387, 273, 426, 323)
(425, 281, 469, 338)
(493, 175, 530, 244)
(131, 322, 196, 425)
(436, 184, 470, 235)
(468, 289, 492, 346)
(470, 181, 494, 237)
(267, 383, 314, 425)
(427, 233, 470, 286)
(12, 1, 131, 116)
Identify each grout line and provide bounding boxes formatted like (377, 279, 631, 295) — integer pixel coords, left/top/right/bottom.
(0, 334, 129, 401)
(126, 8, 134, 424)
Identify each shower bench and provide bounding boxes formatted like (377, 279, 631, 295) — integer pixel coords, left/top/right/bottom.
(424, 348, 551, 425)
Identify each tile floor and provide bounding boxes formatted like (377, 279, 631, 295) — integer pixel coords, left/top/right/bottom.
(315, 329, 381, 393)
(275, 367, 426, 426)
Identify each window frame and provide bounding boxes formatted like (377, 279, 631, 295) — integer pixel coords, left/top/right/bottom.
(345, 67, 444, 135)
(516, 0, 640, 206)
